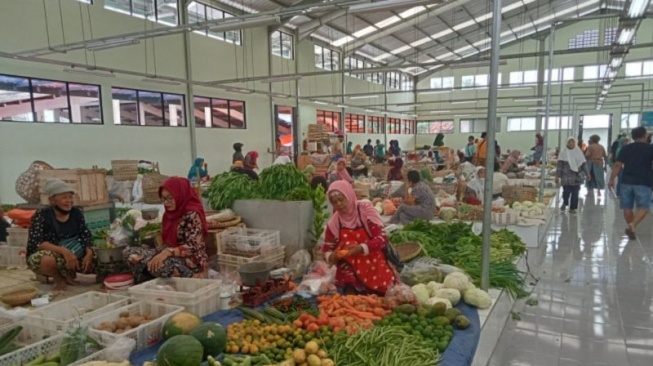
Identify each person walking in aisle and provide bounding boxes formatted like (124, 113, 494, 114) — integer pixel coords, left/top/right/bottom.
(374, 139, 386, 163)
(608, 127, 653, 240)
(532, 133, 544, 165)
(464, 135, 476, 163)
(475, 132, 488, 166)
(556, 137, 590, 214)
(585, 135, 607, 197)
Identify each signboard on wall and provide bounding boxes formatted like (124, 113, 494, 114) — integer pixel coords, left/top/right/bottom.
(642, 111, 653, 129)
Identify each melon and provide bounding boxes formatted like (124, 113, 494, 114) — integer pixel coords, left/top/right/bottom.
(157, 335, 204, 366)
(163, 311, 202, 340)
(190, 322, 227, 359)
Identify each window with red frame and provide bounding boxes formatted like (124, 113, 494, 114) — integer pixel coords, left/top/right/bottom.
(367, 116, 384, 133)
(316, 109, 340, 132)
(345, 113, 365, 133)
(387, 118, 401, 134)
(402, 119, 415, 134)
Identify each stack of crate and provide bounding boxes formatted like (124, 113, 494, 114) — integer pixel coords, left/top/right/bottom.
(306, 124, 327, 153)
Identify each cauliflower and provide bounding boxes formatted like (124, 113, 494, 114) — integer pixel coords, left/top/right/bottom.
(411, 284, 430, 305)
(522, 200, 534, 208)
(424, 297, 452, 309)
(443, 272, 471, 292)
(463, 288, 493, 309)
(375, 203, 383, 214)
(426, 281, 444, 297)
(512, 202, 522, 210)
(125, 209, 142, 219)
(433, 288, 461, 306)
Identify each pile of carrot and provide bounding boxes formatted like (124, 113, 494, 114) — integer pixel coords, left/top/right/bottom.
(293, 294, 391, 335)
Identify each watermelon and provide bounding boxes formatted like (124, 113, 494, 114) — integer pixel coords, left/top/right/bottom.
(190, 322, 227, 359)
(163, 312, 202, 340)
(157, 335, 204, 366)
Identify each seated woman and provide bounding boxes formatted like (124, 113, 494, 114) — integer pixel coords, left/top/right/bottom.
(387, 158, 404, 181)
(350, 151, 368, 178)
(187, 157, 209, 182)
(465, 166, 486, 204)
(243, 151, 259, 171)
(492, 161, 510, 198)
(389, 170, 436, 225)
(328, 158, 353, 185)
(124, 177, 208, 284)
(323, 181, 398, 295)
(26, 179, 96, 291)
(231, 161, 259, 180)
(500, 150, 521, 174)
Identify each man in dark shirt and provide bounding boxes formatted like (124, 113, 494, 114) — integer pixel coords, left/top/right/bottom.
(608, 127, 653, 239)
(363, 139, 374, 157)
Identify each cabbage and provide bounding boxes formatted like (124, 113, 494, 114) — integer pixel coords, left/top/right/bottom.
(512, 202, 522, 210)
(439, 207, 457, 221)
(411, 284, 430, 305)
(522, 200, 534, 208)
(536, 203, 547, 210)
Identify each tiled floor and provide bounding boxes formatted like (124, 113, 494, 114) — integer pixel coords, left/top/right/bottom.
(489, 188, 653, 366)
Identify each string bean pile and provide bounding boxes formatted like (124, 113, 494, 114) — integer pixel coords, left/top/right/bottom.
(330, 327, 441, 366)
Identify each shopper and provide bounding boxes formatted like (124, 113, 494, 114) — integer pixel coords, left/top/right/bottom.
(124, 177, 208, 283)
(374, 139, 386, 163)
(329, 158, 353, 185)
(556, 137, 589, 214)
(232, 143, 245, 164)
(433, 133, 445, 148)
(609, 132, 625, 165)
(187, 157, 209, 182)
(332, 133, 345, 160)
(501, 150, 521, 174)
(363, 139, 374, 157)
(475, 132, 488, 166)
(387, 158, 404, 181)
(492, 160, 510, 198)
(464, 135, 476, 163)
(26, 179, 97, 291)
(323, 180, 398, 295)
(243, 151, 259, 170)
(615, 137, 630, 197)
(389, 170, 436, 225)
(346, 141, 353, 155)
(532, 133, 544, 164)
(351, 150, 368, 178)
(231, 161, 259, 180)
(608, 127, 653, 239)
(585, 134, 607, 197)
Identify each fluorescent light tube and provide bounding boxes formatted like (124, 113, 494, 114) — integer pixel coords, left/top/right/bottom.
(450, 60, 508, 69)
(336, 104, 348, 108)
(349, 0, 436, 14)
(225, 88, 254, 94)
(627, 0, 650, 17)
(396, 103, 422, 107)
(514, 98, 544, 102)
(313, 100, 329, 105)
(430, 110, 451, 113)
(610, 57, 623, 69)
(419, 90, 452, 95)
(617, 28, 635, 45)
(528, 107, 546, 110)
(454, 114, 471, 117)
(350, 95, 379, 99)
(272, 93, 290, 98)
(87, 39, 140, 51)
(260, 75, 302, 83)
(142, 78, 181, 86)
(365, 109, 375, 112)
(203, 15, 280, 33)
(63, 68, 116, 78)
(499, 86, 534, 91)
(607, 70, 617, 78)
(451, 100, 477, 104)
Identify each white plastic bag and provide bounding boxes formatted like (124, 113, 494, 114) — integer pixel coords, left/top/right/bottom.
(104, 337, 136, 362)
(287, 249, 311, 278)
(131, 174, 144, 203)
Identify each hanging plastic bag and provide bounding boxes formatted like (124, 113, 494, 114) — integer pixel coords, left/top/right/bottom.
(104, 337, 136, 362)
(295, 261, 336, 295)
(131, 174, 144, 203)
(287, 249, 311, 279)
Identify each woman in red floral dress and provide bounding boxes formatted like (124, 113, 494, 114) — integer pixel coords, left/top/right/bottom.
(323, 181, 398, 295)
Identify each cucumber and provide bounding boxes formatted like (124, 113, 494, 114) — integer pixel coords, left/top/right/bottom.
(0, 326, 22, 350)
(45, 353, 60, 363)
(25, 355, 47, 366)
(239, 308, 266, 322)
(263, 307, 286, 321)
(0, 343, 20, 356)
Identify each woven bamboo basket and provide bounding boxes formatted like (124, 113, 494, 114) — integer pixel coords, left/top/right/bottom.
(111, 160, 139, 181)
(429, 182, 457, 195)
(142, 163, 168, 204)
(502, 185, 537, 205)
(0, 286, 38, 307)
(15, 160, 53, 204)
(394, 242, 423, 262)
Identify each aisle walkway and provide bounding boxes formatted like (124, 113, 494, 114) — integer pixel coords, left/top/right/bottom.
(488, 188, 653, 366)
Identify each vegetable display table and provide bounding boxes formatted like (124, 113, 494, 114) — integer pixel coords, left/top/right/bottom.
(129, 299, 481, 366)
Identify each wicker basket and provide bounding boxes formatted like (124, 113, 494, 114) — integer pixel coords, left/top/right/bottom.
(142, 163, 168, 204)
(207, 216, 241, 229)
(457, 204, 483, 221)
(502, 185, 538, 205)
(111, 160, 139, 181)
(15, 161, 53, 204)
(0, 286, 38, 307)
(394, 242, 423, 262)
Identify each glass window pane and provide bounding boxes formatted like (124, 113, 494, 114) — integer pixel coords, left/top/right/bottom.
(194, 96, 210, 127)
(583, 65, 598, 80)
(475, 74, 488, 87)
(207, 8, 224, 39)
(211, 98, 230, 128)
(643, 61, 653, 76)
(443, 77, 454, 88)
(626, 62, 641, 77)
(0, 75, 33, 121)
(461, 75, 474, 88)
(229, 100, 245, 129)
(137, 91, 164, 126)
(522, 117, 536, 131)
(314, 46, 323, 69)
(131, 0, 154, 19)
(281, 32, 293, 59)
(460, 120, 471, 133)
(157, 1, 178, 25)
(583, 114, 610, 128)
(524, 70, 538, 83)
(67, 83, 101, 124)
(331, 50, 340, 71)
(507, 118, 521, 131)
(163, 93, 185, 127)
(31, 79, 70, 123)
(188, 1, 206, 34)
(563, 67, 575, 81)
(111, 88, 138, 125)
(271, 31, 281, 57)
(104, 0, 132, 16)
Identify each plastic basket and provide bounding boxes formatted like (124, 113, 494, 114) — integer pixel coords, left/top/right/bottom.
(88, 301, 184, 352)
(6, 227, 28, 247)
(24, 292, 134, 332)
(0, 322, 104, 366)
(128, 278, 222, 317)
(492, 210, 521, 225)
(220, 228, 280, 257)
(82, 206, 112, 236)
(217, 246, 285, 274)
(0, 246, 27, 269)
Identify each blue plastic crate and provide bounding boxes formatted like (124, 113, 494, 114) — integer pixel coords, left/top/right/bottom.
(82, 205, 113, 236)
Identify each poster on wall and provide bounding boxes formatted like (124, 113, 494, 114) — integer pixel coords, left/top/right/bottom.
(642, 111, 653, 129)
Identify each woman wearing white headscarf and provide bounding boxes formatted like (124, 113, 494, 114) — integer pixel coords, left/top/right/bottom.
(556, 137, 590, 213)
(465, 166, 486, 204)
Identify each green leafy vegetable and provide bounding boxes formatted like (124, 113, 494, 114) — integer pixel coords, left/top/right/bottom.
(204, 172, 258, 210)
(258, 165, 310, 200)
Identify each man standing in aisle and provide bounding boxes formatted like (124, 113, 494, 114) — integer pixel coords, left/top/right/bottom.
(363, 139, 374, 157)
(464, 135, 476, 163)
(608, 127, 653, 240)
(475, 132, 488, 166)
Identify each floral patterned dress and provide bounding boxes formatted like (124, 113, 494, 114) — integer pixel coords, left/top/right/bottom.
(124, 211, 208, 283)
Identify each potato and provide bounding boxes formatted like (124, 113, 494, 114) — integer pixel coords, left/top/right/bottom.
(115, 329, 125, 334)
(119, 311, 130, 318)
(115, 318, 129, 329)
(128, 316, 145, 327)
(140, 319, 150, 325)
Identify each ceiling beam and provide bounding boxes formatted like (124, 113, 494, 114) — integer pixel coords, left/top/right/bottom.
(297, 10, 348, 41)
(342, 0, 471, 56)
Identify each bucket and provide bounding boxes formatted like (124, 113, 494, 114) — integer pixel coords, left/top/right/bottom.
(97, 247, 125, 263)
(238, 262, 273, 287)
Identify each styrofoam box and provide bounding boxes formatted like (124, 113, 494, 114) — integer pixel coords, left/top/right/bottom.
(6, 227, 28, 247)
(24, 292, 134, 332)
(128, 278, 222, 317)
(0, 322, 104, 365)
(88, 301, 184, 352)
(0, 245, 27, 269)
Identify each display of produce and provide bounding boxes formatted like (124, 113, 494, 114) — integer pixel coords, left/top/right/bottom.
(163, 312, 203, 339)
(156, 335, 204, 366)
(94, 312, 155, 334)
(189, 322, 227, 360)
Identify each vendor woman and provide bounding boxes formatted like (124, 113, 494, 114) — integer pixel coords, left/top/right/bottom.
(389, 170, 436, 224)
(26, 179, 97, 291)
(323, 181, 397, 295)
(124, 177, 208, 283)
(329, 158, 354, 185)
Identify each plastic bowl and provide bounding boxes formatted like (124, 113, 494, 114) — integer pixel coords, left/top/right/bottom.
(141, 208, 160, 220)
(238, 262, 273, 287)
(104, 274, 134, 289)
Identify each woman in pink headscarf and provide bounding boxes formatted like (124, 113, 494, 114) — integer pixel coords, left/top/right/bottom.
(322, 181, 398, 295)
(328, 158, 353, 185)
